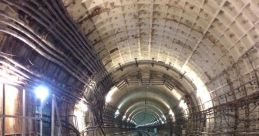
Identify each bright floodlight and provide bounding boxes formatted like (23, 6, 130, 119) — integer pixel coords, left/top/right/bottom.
(114, 110, 120, 118)
(105, 86, 118, 103)
(34, 85, 49, 102)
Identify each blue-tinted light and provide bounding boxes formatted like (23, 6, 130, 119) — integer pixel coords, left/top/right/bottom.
(34, 85, 49, 102)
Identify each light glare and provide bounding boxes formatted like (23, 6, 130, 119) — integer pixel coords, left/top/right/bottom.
(114, 109, 120, 118)
(171, 89, 182, 100)
(179, 100, 188, 110)
(34, 85, 49, 102)
(122, 115, 126, 120)
(5, 85, 18, 127)
(74, 100, 88, 132)
(105, 86, 118, 103)
(75, 100, 88, 112)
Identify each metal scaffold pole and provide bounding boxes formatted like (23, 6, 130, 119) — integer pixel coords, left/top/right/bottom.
(40, 102, 43, 136)
(51, 94, 55, 136)
(22, 89, 26, 136)
(2, 84, 5, 136)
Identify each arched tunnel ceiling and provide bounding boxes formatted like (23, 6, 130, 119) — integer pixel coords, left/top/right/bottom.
(64, 0, 259, 84)
(110, 61, 196, 94)
(124, 101, 170, 126)
(108, 62, 201, 111)
(125, 101, 166, 118)
(63, 1, 259, 122)
(112, 85, 179, 110)
(106, 84, 186, 126)
(0, 0, 258, 134)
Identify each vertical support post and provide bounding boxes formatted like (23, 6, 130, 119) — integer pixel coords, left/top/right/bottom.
(51, 94, 55, 136)
(2, 84, 5, 136)
(53, 95, 62, 136)
(233, 104, 238, 135)
(245, 103, 250, 132)
(22, 89, 26, 136)
(40, 102, 43, 136)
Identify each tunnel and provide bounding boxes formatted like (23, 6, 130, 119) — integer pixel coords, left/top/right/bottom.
(0, 0, 259, 135)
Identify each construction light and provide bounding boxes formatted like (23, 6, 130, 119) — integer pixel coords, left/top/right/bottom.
(105, 86, 118, 103)
(114, 109, 120, 118)
(34, 85, 49, 102)
(122, 115, 126, 120)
